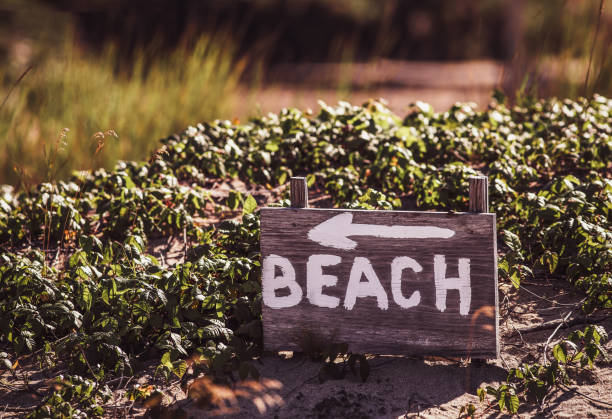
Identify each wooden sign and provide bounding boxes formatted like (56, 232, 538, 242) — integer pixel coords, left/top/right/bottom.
(260, 177, 499, 358)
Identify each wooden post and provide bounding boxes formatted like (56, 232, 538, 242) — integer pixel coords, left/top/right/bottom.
(290, 177, 308, 208)
(469, 176, 489, 213)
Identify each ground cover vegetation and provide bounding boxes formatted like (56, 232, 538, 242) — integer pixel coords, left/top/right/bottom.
(0, 94, 610, 417)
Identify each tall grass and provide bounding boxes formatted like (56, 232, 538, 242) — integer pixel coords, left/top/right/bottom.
(0, 34, 243, 186)
(522, 0, 611, 98)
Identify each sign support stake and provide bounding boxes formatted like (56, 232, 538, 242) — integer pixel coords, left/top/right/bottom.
(290, 177, 308, 208)
(469, 174, 499, 362)
(469, 175, 489, 213)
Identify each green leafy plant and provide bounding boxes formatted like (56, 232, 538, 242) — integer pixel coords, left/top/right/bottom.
(478, 325, 609, 414)
(28, 375, 112, 418)
(1, 96, 610, 416)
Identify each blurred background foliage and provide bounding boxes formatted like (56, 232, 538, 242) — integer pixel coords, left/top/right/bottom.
(0, 0, 610, 185)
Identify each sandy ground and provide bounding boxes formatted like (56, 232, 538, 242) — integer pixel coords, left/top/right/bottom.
(235, 60, 505, 117)
(233, 58, 580, 118)
(166, 281, 612, 419)
(1, 274, 610, 419)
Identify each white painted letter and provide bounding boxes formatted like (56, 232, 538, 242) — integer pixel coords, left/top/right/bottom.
(433, 255, 471, 316)
(262, 255, 302, 309)
(307, 254, 341, 308)
(391, 257, 422, 309)
(344, 257, 388, 310)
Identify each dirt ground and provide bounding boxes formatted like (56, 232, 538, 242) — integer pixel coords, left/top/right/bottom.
(164, 280, 612, 419)
(1, 274, 610, 419)
(235, 60, 505, 117)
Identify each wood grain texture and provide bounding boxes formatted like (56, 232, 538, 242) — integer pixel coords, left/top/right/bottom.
(290, 177, 308, 208)
(260, 208, 499, 358)
(469, 176, 489, 213)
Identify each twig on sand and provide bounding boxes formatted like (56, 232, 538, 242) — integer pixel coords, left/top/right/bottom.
(518, 284, 581, 307)
(559, 384, 612, 409)
(164, 235, 175, 253)
(510, 322, 527, 347)
(1, 406, 32, 413)
(511, 314, 609, 336)
(498, 352, 511, 370)
(543, 311, 573, 365)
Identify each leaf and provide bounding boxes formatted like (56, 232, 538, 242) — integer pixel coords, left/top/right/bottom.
(160, 352, 173, 370)
(243, 195, 257, 215)
(529, 380, 548, 403)
(227, 190, 242, 210)
(595, 343, 609, 361)
(265, 142, 279, 153)
(510, 271, 521, 289)
(497, 389, 506, 411)
(502, 230, 522, 253)
(76, 265, 93, 280)
(498, 259, 509, 274)
(485, 386, 498, 398)
(477, 387, 486, 403)
(124, 176, 136, 189)
(306, 174, 316, 187)
(465, 403, 476, 416)
(553, 343, 567, 364)
(541, 251, 558, 274)
(173, 360, 187, 379)
(81, 285, 92, 311)
(592, 325, 608, 343)
(507, 393, 519, 414)
(0, 198, 11, 213)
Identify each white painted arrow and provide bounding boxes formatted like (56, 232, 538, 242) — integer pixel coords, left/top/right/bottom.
(307, 212, 455, 250)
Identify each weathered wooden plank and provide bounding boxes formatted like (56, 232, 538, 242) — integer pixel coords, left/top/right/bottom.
(290, 177, 308, 208)
(469, 176, 489, 213)
(260, 208, 499, 358)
